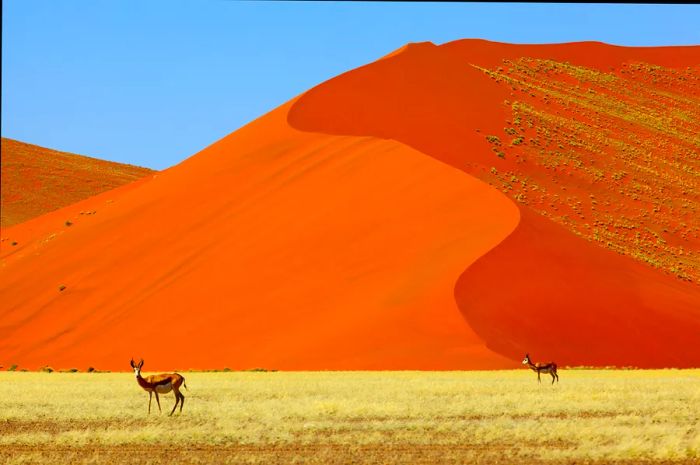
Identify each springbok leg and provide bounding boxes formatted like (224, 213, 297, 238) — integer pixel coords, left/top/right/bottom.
(169, 393, 180, 416)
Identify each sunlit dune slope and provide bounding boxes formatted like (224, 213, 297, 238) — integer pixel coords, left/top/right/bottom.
(1, 138, 154, 227)
(0, 102, 518, 371)
(289, 40, 700, 367)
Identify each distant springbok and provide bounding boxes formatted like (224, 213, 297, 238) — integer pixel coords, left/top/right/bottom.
(130, 359, 187, 415)
(522, 353, 559, 384)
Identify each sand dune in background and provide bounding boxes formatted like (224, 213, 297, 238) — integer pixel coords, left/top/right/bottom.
(289, 40, 700, 367)
(2, 39, 699, 370)
(1, 138, 153, 227)
(456, 207, 700, 368)
(0, 101, 518, 371)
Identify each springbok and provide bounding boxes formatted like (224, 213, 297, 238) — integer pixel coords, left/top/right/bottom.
(130, 359, 187, 415)
(522, 353, 559, 385)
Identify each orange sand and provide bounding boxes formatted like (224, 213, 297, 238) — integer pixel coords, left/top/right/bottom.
(289, 40, 700, 368)
(456, 208, 700, 368)
(1, 138, 153, 227)
(0, 102, 517, 371)
(2, 39, 699, 370)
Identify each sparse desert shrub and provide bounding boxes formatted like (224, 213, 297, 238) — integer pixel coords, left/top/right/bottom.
(486, 135, 502, 145)
(59, 368, 79, 373)
(514, 193, 527, 203)
(58, 285, 67, 292)
(65, 220, 73, 227)
(8, 364, 18, 371)
(87, 367, 96, 373)
(612, 171, 628, 181)
(41, 366, 54, 373)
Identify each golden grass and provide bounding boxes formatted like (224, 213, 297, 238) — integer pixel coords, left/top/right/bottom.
(1, 370, 698, 464)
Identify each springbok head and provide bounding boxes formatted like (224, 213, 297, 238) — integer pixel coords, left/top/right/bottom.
(130, 358, 144, 378)
(522, 353, 530, 365)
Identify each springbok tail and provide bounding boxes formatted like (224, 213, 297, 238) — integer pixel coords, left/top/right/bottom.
(183, 378, 188, 390)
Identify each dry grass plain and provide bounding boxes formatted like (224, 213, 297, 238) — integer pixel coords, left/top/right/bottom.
(1, 370, 698, 464)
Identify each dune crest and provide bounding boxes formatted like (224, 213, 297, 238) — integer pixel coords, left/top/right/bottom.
(289, 40, 700, 367)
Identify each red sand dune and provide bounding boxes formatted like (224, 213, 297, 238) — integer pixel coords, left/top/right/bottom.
(2, 39, 699, 370)
(1, 138, 153, 227)
(456, 208, 700, 368)
(288, 40, 700, 368)
(0, 102, 517, 371)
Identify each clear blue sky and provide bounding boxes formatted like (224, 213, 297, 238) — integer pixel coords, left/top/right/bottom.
(3, 1, 699, 170)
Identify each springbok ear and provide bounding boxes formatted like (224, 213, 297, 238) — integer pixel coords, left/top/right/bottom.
(138, 359, 144, 369)
(130, 358, 135, 368)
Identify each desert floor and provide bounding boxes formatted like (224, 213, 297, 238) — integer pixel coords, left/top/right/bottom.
(1, 369, 698, 464)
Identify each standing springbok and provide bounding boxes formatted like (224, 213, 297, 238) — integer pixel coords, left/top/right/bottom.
(522, 353, 559, 385)
(130, 359, 187, 415)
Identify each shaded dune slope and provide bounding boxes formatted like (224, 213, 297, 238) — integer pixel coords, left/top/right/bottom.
(0, 102, 518, 371)
(456, 208, 700, 368)
(289, 40, 700, 367)
(1, 138, 154, 227)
